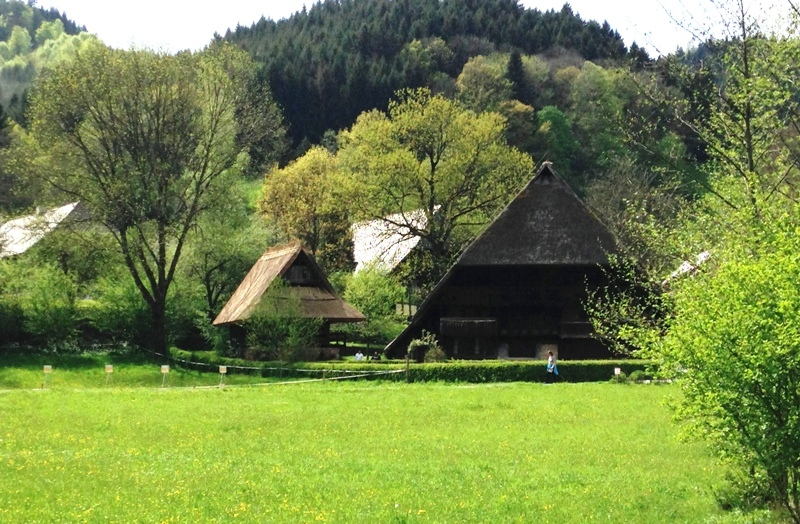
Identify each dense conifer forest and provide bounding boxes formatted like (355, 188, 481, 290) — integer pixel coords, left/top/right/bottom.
(224, 0, 645, 145)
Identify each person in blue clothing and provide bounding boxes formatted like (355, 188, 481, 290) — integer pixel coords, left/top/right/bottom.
(546, 351, 559, 382)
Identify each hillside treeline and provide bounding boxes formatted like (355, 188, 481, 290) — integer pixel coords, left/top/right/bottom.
(0, 1, 89, 121)
(225, 0, 646, 146)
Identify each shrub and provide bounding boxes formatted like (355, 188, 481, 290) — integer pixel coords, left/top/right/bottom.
(86, 270, 205, 349)
(627, 370, 652, 382)
(87, 273, 150, 344)
(245, 278, 323, 362)
(409, 331, 446, 362)
(341, 266, 406, 345)
(0, 260, 78, 345)
(715, 471, 775, 513)
(424, 345, 447, 363)
(172, 347, 651, 384)
(343, 266, 405, 318)
(0, 260, 25, 344)
(655, 223, 800, 520)
(194, 312, 229, 353)
(408, 330, 440, 362)
(609, 371, 628, 384)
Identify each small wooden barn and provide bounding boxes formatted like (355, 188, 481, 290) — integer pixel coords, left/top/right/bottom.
(385, 163, 617, 359)
(213, 241, 365, 343)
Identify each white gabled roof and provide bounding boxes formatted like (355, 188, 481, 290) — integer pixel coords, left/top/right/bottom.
(0, 202, 80, 258)
(661, 250, 711, 287)
(351, 208, 433, 272)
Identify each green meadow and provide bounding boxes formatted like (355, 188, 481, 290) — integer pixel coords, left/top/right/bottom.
(0, 351, 304, 390)
(0, 376, 751, 523)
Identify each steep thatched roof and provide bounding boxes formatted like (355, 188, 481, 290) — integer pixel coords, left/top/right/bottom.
(385, 162, 617, 353)
(459, 163, 615, 266)
(0, 202, 82, 258)
(213, 241, 365, 325)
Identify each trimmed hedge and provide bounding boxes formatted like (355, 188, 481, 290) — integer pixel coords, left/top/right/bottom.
(169, 348, 651, 383)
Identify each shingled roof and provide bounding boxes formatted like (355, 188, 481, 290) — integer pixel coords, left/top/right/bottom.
(213, 241, 365, 325)
(459, 162, 615, 266)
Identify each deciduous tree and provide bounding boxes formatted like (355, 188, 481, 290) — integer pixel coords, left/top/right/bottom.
(27, 42, 282, 355)
(336, 88, 532, 284)
(261, 146, 353, 272)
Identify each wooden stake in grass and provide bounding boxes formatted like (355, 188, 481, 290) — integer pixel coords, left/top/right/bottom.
(42, 365, 52, 389)
(161, 365, 170, 388)
(105, 364, 114, 386)
(219, 366, 227, 387)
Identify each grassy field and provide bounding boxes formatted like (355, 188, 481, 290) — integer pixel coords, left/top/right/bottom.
(0, 351, 316, 390)
(0, 376, 755, 523)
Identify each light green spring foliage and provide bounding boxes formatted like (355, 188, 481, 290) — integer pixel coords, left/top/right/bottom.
(0, 383, 737, 523)
(0, 259, 77, 344)
(673, 37, 800, 244)
(705, 38, 799, 216)
(337, 88, 532, 265)
(0, 17, 98, 113)
(455, 53, 512, 111)
(339, 266, 406, 344)
(260, 146, 352, 271)
(245, 278, 322, 362)
(654, 219, 800, 519)
(520, 54, 551, 106)
(26, 42, 264, 353)
(342, 266, 404, 320)
(182, 162, 268, 321)
(568, 62, 631, 172)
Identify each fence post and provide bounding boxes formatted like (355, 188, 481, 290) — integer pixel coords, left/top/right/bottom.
(405, 354, 410, 383)
(42, 365, 52, 389)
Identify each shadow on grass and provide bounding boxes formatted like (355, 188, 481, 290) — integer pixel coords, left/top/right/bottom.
(0, 346, 159, 370)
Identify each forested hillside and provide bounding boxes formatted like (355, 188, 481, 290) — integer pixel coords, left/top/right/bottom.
(0, 0, 92, 122)
(225, 0, 645, 145)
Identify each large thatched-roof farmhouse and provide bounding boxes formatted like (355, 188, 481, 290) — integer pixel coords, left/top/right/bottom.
(386, 162, 617, 359)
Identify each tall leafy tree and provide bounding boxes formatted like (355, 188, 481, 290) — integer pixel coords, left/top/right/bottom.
(336, 88, 532, 282)
(455, 54, 511, 111)
(588, 4, 800, 518)
(260, 146, 353, 272)
(182, 169, 268, 322)
(27, 42, 284, 355)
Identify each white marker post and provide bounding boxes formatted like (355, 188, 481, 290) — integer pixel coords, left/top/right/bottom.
(42, 365, 52, 389)
(105, 364, 113, 385)
(219, 365, 227, 387)
(161, 365, 170, 388)
(614, 367, 622, 376)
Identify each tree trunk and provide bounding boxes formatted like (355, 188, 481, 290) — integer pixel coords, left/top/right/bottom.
(150, 299, 168, 357)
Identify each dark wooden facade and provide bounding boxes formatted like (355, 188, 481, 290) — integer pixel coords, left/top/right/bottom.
(385, 163, 616, 360)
